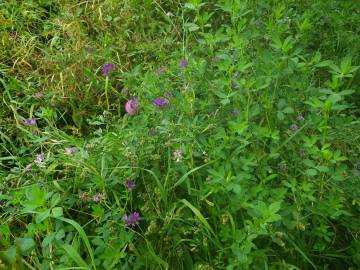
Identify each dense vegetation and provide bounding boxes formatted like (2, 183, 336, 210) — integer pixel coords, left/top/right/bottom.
(1, 0, 360, 269)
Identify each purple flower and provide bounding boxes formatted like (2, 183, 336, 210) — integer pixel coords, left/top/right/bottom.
(102, 63, 115, 77)
(173, 149, 183, 162)
(125, 97, 141, 115)
(124, 180, 136, 191)
(33, 92, 43, 99)
(65, 147, 78, 155)
(354, 162, 360, 169)
(34, 153, 45, 167)
(123, 212, 141, 227)
(297, 114, 305, 121)
(158, 66, 166, 73)
(179, 59, 188, 68)
(153, 97, 169, 108)
(92, 192, 105, 202)
(299, 148, 305, 157)
(24, 118, 37, 126)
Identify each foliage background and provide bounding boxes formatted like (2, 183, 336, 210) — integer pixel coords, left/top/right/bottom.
(0, 0, 360, 269)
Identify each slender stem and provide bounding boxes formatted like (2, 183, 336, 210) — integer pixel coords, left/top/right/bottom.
(105, 76, 110, 111)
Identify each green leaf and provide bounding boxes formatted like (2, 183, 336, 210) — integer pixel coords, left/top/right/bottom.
(16, 238, 36, 256)
(282, 107, 294, 114)
(305, 169, 318, 176)
(50, 193, 61, 208)
(0, 245, 17, 265)
(184, 22, 200, 32)
(36, 209, 51, 223)
(52, 207, 64, 218)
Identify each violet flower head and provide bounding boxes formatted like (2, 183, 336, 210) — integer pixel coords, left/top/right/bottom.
(125, 97, 141, 115)
(173, 149, 183, 162)
(34, 153, 45, 167)
(33, 92, 43, 99)
(102, 63, 115, 77)
(24, 118, 37, 126)
(158, 66, 167, 73)
(65, 147, 78, 155)
(297, 114, 305, 121)
(124, 180, 136, 191)
(92, 192, 105, 203)
(179, 59, 188, 68)
(123, 212, 141, 227)
(153, 97, 169, 108)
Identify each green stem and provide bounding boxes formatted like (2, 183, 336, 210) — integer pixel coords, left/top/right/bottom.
(105, 76, 110, 111)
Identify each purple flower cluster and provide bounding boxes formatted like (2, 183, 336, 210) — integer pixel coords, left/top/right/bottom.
(179, 59, 188, 68)
(124, 180, 136, 191)
(153, 97, 169, 108)
(297, 114, 305, 121)
(33, 92, 43, 99)
(158, 66, 167, 73)
(123, 212, 141, 227)
(24, 118, 37, 126)
(125, 97, 141, 115)
(34, 153, 45, 167)
(65, 147, 77, 155)
(92, 192, 105, 203)
(102, 63, 115, 77)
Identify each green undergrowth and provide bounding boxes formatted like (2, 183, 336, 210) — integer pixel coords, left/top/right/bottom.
(0, 0, 360, 269)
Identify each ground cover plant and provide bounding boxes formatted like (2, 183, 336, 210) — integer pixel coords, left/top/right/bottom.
(0, 0, 360, 269)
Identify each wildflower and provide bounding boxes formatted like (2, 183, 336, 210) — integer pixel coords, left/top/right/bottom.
(124, 180, 136, 191)
(153, 97, 169, 108)
(125, 97, 141, 115)
(34, 153, 45, 167)
(33, 92, 43, 99)
(123, 212, 141, 227)
(92, 192, 105, 202)
(179, 59, 188, 68)
(354, 162, 360, 169)
(297, 114, 305, 121)
(290, 123, 299, 131)
(173, 149, 183, 162)
(24, 118, 37, 126)
(158, 66, 166, 73)
(101, 63, 115, 77)
(299, 148, 305, 157)
(65, 147, 77, 155)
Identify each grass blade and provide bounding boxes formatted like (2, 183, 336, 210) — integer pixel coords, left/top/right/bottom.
(55, 217, 96, 270)
(62, 244, 91, 269)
